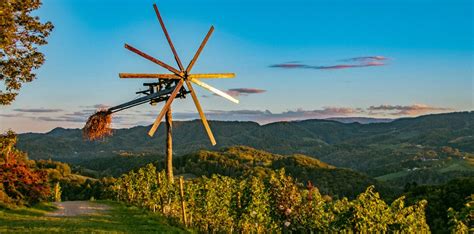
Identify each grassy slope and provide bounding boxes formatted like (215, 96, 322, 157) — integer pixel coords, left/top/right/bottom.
(376, 158, 474, 182)
(0, 201, 187, 233)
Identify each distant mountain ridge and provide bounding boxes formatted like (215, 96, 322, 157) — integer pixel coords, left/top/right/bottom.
(17, 111, 474, 186)
(325, 117, 393, 124)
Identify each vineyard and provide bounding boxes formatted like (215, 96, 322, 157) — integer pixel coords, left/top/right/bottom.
(112, 164, 431, 232)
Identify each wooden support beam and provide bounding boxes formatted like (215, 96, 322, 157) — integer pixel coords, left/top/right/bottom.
(179, 177, 187, 226)
(124, 44, 183, 76)
(190, 78, 239, 104)
(119, 73, 181, 79)
(165, 108, 174, 183)
(186, 26, 214, 74)
(185, 81, 216, 145)
(148, 79, 184, 136)
(188, 73, 235, 79)
(153, 4, 184, 72)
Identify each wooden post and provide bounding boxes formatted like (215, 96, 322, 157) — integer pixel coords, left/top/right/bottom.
(54, 182, 61, 202)
(165, 108, 174, 183)
(179, 176, 188, 226)
(157, 173, 165, 213)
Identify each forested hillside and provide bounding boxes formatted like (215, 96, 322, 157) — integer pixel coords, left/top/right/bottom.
(170, 146, 391, 199)
(17, 112, 474, 188)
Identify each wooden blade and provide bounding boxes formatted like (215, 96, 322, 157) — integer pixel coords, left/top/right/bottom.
(124, 44, 183, 76)
(148, 79, 184, 137)
(190, 78, 239, 104)
(188, 73, 235, 79)
(185, 81, 216, 145)
(119, 73, 181, 79)
(153, 4, 184, 71)
(186, 26, 214, 74)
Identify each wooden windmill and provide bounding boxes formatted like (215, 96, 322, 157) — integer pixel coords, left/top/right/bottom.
(100, 3, 238, 181)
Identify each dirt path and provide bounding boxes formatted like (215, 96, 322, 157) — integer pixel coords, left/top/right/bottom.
(46, 201, 110, 217)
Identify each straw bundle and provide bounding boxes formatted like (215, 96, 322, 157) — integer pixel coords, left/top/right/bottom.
(83, 110, 112, 141)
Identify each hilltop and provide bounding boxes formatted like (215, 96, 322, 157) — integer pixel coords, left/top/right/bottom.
(171, 146, 386, 198)
(17, 111, 474, 187)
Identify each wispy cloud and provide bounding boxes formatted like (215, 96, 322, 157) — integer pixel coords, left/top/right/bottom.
(269, 63, 307, 69)
(36, 116, 85, 123)
(170, 107, 363, 124)
(0, 113, 24, 118)
(13, 108, 63, 113)
(169, 104, 452, 123)
(341, 56, 387, 62)
(225, 88, 267, 97)
(0, 103, 454, 127)
(269, 55, 387, 70)
(368, 104, 453, 116)
(312, 62, 384, 70)
(204, 88, 266, 98)
(35, 111, 126, 124)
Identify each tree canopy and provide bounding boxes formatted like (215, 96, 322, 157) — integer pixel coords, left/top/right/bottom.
(0, 0, 53, 105)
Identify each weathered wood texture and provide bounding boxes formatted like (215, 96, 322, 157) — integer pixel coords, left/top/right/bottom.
(165, 108, 173, 183)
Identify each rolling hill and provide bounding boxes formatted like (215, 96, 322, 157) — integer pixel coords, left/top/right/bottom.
(17, 111, 474, 187)
(170, 146, 390, 199)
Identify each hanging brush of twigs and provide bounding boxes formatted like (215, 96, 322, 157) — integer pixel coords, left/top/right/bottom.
(83, 109, 112, 141)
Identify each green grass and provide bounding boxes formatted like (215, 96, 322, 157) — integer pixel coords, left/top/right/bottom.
(439, 160, 474, 173)
(376, 158, 474, 182)
(375, 170, 410, 181)
(0, 201, 188, 233)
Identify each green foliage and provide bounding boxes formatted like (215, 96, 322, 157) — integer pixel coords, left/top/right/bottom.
(0, 0, 54, 105)
(16, 112, 474, 189)
(173, 146, 388, 199)
(191, 175, 235, 231)
(112, 163, 430, 232)
(404, 177, 474, 233)
(235, 177, 275, 232)
(447, 194, 473, 233)
(1, 131, 113, 205)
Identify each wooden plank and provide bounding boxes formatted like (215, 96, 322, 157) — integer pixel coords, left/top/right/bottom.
(124, 44, 183, 76)
(165, 108, 174, 183)
(153, 4, 184, 72)
(119, 73, 181, 79)
(148, 79, 184, 136)
(185, 81, 216, 145)
(190, 78, 239, 104)
(188, 73, 235, 79)
(185, 26, 214, 74)
(179, 177, 188, 226)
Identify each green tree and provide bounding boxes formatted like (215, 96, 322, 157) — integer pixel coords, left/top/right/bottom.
(0, 0, 53, 105)
(448, 194, 473, 233)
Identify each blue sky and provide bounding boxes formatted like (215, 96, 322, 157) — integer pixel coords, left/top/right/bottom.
(1, 0, 472, 132)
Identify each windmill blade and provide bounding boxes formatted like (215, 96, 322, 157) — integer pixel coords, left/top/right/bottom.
(119, 73, 181, 79)
(188, 73, 235, 79)
(190, 78, 239, 104)
(124, 44, 183, 76)
(186, 26, 214, 74)
(153, 4, 184, 71)
(185, 81, 216, 145)
(148, 79, 184, 137)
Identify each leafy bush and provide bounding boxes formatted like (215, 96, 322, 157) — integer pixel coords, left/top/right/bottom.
(0, 131, 50, 206)
(112, 164, 430, 232)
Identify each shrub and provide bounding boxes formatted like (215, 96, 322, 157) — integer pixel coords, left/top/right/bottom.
(112, 164, 431, 232)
